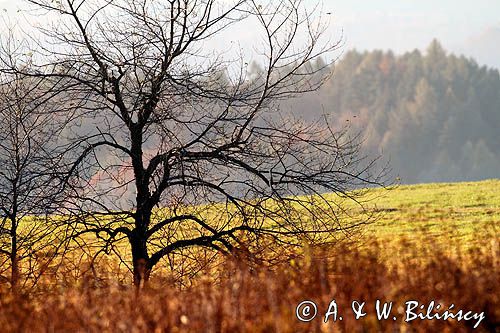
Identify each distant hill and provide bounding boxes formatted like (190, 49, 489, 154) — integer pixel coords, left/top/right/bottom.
(452, 26, 500, 70)
(274, 40, 500, 184)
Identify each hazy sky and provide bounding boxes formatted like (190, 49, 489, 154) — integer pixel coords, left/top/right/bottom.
(323, 0, 499, 52)
(1, 0, 499, 65)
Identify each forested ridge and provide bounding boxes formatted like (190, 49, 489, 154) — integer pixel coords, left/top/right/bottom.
(282, 40, 500, 183)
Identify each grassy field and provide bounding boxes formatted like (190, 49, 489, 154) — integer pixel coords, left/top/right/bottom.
(355, 179, 499, 261)
(98, 179, 500, 279)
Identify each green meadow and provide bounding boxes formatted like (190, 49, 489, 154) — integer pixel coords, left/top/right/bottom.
(14, 179, 499, 278)
(352, 180, 499, 263)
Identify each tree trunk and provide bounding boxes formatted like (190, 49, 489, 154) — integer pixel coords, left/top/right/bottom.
(133, 257, 151, 289)
(131, 231, 151, 289)
(10, 254, 19, 294)
(10, 218, 19, 294)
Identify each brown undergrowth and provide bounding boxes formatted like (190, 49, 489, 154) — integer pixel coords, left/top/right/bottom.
(0, 239, 497, 333)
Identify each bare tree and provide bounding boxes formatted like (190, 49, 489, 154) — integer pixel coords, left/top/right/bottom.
(0, 67, 69, 292)
(7, 0, 387, 287)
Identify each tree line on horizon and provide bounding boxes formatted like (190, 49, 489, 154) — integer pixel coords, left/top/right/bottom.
(279, 40, 500, 184)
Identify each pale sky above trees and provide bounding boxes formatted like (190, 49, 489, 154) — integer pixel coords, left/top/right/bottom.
(1, 0, 499, 68)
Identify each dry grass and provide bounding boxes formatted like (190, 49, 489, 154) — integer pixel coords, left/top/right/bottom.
(0, 239, 497, 332)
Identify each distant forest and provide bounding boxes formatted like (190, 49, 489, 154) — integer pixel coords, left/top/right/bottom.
(279, 40, 500, 184)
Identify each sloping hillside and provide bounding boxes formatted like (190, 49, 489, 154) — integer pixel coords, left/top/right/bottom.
(276, 41, 500, 184)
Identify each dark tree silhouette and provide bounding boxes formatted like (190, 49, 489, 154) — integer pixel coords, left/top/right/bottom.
(7, 0, 386, 287)
(0, 66, 68, 292)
